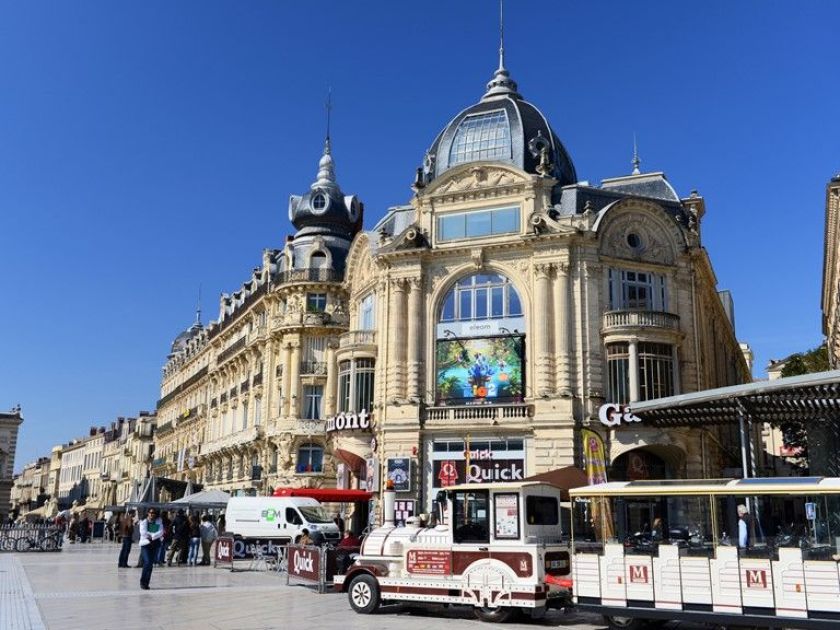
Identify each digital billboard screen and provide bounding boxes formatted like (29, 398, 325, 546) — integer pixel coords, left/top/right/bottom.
(435, 335, 524, 406)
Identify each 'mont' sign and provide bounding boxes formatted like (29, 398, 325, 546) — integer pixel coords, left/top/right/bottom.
(325, 409, 371, 434)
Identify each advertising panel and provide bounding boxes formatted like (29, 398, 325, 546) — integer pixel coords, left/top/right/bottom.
(287, 545, 321, 584)
(494, 493, 520, 539)
(432, 458, 525, 488)
(386, 457, 412, 492)
(435, 335, 524, 406)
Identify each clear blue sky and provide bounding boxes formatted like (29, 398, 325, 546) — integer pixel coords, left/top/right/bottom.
(2, 1, 838, 470)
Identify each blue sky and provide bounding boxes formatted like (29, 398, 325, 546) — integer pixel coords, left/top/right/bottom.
(2, 1, 838, 470)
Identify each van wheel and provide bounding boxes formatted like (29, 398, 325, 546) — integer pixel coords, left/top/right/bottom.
(348, 574, 380, 614)
(604, 616, 647, 630)
(473, 606, 516, 623)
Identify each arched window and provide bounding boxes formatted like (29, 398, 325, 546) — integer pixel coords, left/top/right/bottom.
(310, 251, 328, 269)
(449, 110, 511, 166)
(439, 273, 522, 323)
(296, 443, 323, 474)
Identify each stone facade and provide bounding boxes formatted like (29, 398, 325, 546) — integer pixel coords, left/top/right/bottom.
(153, 51, 749, 518)
(822, 174, 840, 367)
(0, 407, 23, 522)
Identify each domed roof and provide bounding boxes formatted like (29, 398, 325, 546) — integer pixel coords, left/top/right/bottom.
(420, 59, 576, 189)
(170, 321, 202, 355)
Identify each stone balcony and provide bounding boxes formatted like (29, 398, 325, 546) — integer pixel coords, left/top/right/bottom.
(425, 403, 533, 426)
(602, 310, 680, 334)
(338, 330, 377, 351)
(201, 425, 263, 457)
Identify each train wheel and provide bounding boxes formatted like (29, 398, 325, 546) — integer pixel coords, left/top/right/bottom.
(604, 615, 647, 630)
(473, 606, 516, 623)
(348, 574, 380, 614)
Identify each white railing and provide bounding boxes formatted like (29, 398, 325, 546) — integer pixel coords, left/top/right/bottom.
(602, 310, 680, 331)
(426, 404, 533, 423)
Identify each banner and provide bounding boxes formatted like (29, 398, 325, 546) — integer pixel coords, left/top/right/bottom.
(581, 429, 613, 541)
(435, 336, 524, 406)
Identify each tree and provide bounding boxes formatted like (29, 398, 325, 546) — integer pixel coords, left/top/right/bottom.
(778, 345, 834, 475)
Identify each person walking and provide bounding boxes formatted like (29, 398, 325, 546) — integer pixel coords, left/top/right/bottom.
(139, 509, 164, 590)
(68, 514, 78, 544)
(199, 514, 217, 565)
(186, 515, 201, 566)
(117, 510, 135, 568)
(166, 509, 188, 566)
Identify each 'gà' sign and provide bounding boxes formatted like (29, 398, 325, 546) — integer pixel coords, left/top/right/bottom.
(598, 403, 642, 428)
(325, 409, 371, 433)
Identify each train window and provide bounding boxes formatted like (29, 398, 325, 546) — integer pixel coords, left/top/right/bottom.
(453, 490, 490, 544)
(526, 496, 558, 526)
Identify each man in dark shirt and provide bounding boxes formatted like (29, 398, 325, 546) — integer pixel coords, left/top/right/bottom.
(117, 510, 135, 568)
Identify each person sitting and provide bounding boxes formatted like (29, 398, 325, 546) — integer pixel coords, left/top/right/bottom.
(296, 528, 313, 546)
(338, 529, 362, 549)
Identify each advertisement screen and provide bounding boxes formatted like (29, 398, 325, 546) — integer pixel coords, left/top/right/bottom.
(435, 336, 524, 406)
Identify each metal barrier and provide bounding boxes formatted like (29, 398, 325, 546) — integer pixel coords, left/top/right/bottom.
(214, 536, 234, 569)
(0, 525, 64, 552)
(285, 544, 360, 593)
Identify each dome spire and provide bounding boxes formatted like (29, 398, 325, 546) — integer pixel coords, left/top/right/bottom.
(631, 133, 641, 175)
(312, 89, 337, 190)
(482, 0, 521, 101)
(195, 284, 202, 326)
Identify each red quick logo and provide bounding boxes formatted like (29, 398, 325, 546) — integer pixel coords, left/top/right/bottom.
(745, 569, 768, 589)
(294, 552, 314, 573)
(629, 565, 649, 584)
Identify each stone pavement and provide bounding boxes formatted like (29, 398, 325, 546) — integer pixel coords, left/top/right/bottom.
(1, 542, 631, 630)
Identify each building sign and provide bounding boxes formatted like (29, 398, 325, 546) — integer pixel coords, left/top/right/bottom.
(386, 458, 412, 492)
(598, 403, 641, 428)
(433, 458, 525, 488)
(435, 317, 524, 340)
(325, 410, 371, 433)
(288, 545, 320, 584)
(435, 336, 524, 406)
(406, 549, 451, 575)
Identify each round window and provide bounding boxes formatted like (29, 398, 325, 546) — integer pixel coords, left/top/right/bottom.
(627, 233, 642, 249)
(311, 193, 328, 213)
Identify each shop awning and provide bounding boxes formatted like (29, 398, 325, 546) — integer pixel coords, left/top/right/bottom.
(524, 466, 589, 500)
(272, 488, 372, 502)
(627, 369, 840, 428)
(334, 448, 366, 473)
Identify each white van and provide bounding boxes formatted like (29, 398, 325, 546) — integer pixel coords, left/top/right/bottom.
(225, 496, 340, 546)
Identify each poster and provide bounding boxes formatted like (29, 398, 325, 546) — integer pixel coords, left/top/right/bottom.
(394, 500, 416, 527)
(494, 493, 519, 539)
(435, 336, 524, 406)
(386, 458, 412, 492)
(364, 457, 379, 492)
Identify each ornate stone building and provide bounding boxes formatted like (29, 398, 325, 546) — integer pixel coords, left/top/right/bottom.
(156, 47, 749, 513)
(1, 406, 23, 521)
(822, 173, 840, 367)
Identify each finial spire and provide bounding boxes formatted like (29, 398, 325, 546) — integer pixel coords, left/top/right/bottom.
(631, 133, 641, 175)
(482, 0, 520, 101)
(312, 89, 337, 190)
(498, 0, 505, 72)
(195, 284, 202, 325)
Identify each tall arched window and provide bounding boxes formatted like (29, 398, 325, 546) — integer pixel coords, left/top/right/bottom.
(439, 273, 522, 323)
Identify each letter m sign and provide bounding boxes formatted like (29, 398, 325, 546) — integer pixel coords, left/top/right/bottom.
(629, 565, 649, 584)
(745, 569, 767, 589)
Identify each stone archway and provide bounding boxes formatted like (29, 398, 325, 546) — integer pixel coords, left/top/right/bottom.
(610, 446, 683, 481)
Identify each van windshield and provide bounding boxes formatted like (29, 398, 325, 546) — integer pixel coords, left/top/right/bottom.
(299, 505, 333, 524)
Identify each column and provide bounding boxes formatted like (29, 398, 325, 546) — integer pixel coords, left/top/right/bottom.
(387, 279, 407, 401)
(282, 343, 293, 417)
(534, 264, 554, 395)
(406, 277, 423, 401)
(324, 342, 337, 416)
(671, 345, 681, 395)
(628, 338, 640, 402)
(553, 263, 572, 395)
(289, 341, 301, 418)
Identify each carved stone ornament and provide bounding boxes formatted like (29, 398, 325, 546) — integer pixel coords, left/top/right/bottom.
(431, 165, 522, 196)
(471, 247, 484, 269)
(600, 212, 676, 266)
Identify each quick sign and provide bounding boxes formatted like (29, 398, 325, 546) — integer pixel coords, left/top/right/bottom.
(325, 409, 371, 433)
(433, 458, 524, 487)
(288, 545, 320, 583)
(598, 403, 642, 428)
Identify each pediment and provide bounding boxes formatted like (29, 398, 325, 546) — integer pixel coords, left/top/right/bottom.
(423, 164, 530, 198)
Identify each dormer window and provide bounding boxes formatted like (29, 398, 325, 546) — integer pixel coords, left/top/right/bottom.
(311, 192, 328, 213)
(449, 110, 511, 166)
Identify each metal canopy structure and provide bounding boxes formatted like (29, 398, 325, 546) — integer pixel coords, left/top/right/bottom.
(627, 369, 840, 428)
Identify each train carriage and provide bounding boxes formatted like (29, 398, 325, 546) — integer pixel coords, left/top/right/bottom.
(570, 477, 840, 630)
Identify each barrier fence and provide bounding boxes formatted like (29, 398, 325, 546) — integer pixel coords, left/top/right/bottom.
(0, 524, 64, 552)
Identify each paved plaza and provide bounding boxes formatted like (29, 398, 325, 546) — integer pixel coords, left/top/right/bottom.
(0, 541, 608, 630)
(0, 542, 713, 630)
